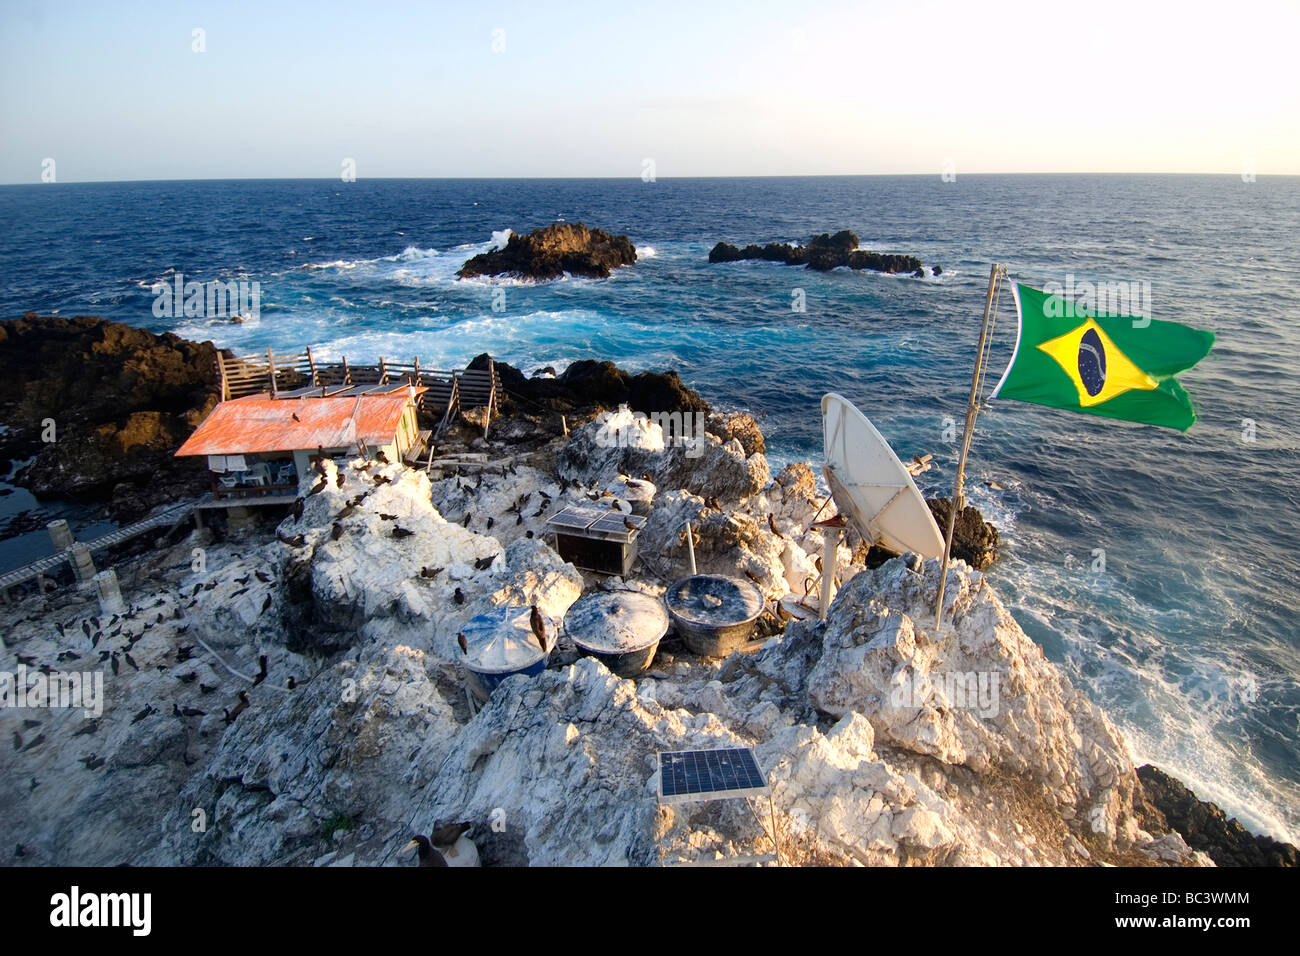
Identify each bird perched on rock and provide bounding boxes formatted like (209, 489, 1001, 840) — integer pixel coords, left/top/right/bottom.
(223, 691, 250, 725)
(376, 449, 390, 465)
(131, 704, 156, 724)
(291, 412, 301, 422)
(402, 823, 478, 867)
(336, 472, 346, 488)
(456, 632, 468, 655)
(253, 655, 268, 686)
(473, 555, 495, 571)
(420, 566, 443, 579)
(308, 478, 328, 496)
(453, 588, 465, 605)
(391, 526, 415, 539)
(529, 605, 547, 651)
(768, 514, 785, 539)
(331, 522, 345, 541)
(373, 474, 391, 485)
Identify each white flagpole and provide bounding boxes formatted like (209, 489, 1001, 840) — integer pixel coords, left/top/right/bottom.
(935, 262, 1006, 630)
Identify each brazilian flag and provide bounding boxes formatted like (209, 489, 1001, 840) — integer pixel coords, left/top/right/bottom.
(990, 284, 1215, 432)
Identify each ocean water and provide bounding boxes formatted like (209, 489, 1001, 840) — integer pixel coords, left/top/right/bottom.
(1, 175, 1297, 842)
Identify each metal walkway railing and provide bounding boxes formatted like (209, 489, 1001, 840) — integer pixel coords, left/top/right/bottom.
(0, 500, 195, 594)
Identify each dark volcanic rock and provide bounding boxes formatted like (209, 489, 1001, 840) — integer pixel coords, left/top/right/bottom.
(471, 354, 709, 419)
(860, 497, 999, 570)
(0, 314, 224, 521)
(1136, 765, 1298, 867)
(709, 231, 930, 276)
(925, 497, 999, 570)
(458, 222, 637, 281)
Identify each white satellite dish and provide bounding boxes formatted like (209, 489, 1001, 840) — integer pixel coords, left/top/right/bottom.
(821, 393, 945, 560)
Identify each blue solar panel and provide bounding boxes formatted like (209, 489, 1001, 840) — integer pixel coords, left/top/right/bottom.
(658, 747, 768, 802)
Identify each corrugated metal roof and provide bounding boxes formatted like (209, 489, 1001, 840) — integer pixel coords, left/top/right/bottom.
(175, 389, 425, 457)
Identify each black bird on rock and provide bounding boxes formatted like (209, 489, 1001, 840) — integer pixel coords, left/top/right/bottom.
(253, 655, 268, 685)
(457, 632, 468, 655)
(223, 691, 250, 725)
(453, 588, 465, 606)
(391, 526, 415, 539)
(473, 555, 495, 571)
(529, 604, 547, 651)
(420, 566, 442, 579)
(308, 478, 328, 496)
(293, 497, 305, 522)
(402, 822, 473, 867)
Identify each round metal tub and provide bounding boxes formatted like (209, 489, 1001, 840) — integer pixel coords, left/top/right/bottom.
(664, 574, 765, 658)
(563, 590, 669, 677)
(458, 605, 552, 704)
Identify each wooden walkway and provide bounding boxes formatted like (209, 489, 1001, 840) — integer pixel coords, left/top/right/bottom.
(0, 501, 196, 594)
(217, 348, 502, 438)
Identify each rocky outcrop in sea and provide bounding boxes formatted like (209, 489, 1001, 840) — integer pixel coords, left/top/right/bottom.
(709, 230, 935, 277)
(458, 223, 637, 281)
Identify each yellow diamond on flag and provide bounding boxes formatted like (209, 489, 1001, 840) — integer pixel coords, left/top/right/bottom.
(1035, 318, 1159, 408)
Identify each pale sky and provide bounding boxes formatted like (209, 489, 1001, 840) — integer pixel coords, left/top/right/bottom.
(1, 0, 1297, 183)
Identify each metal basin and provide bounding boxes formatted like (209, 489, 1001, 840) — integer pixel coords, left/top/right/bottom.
(563, 590, 669, 678)
(458, 605, 552, 704)
(664, 574, 765, 658)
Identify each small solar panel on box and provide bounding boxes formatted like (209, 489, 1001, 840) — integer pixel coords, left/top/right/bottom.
(546, 506, 603, 531)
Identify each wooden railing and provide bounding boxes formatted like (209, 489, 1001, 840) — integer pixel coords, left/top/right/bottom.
(216, 349, 503, 437)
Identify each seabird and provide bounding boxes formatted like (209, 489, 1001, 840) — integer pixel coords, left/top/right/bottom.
(331, 522, 345, 541)
(420, 566, 442, 579)
(453, 588, 465, 605)
(255, 569, 272, 584)
(378, 513, 397, 520)
(131, 704, 156, 724)
(401, 835, 449, 867)
(253, 655, 268, 685)
(336, 472, 346, 488)
(529, 605, 547, 651)
(177, 671, 197, 684)
(457, 632, 468, 655)
(308, 479, 328, 496)
(768, 514, 785, 539)
(391, 526, 415, 539)
(292, 412, 301, 422)
(223, 691, 250, 725)
(293, 497, 305, 522)
(473, 555, 494, 571)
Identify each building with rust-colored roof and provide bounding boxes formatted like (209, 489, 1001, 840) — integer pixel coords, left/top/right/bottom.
(176, 386, 426, 500)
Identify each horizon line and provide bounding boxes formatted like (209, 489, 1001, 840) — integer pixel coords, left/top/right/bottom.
(2, 171, 1296, 188)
